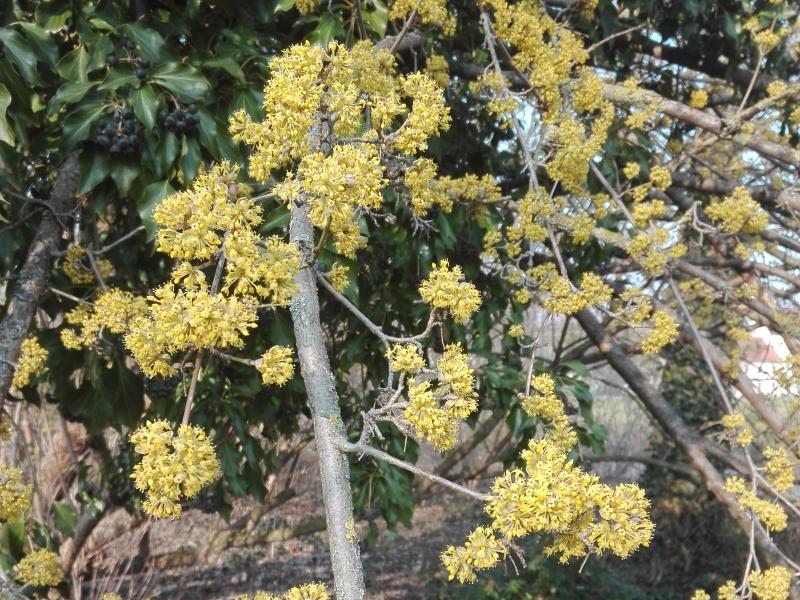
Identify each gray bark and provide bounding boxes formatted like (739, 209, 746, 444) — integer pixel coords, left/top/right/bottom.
(288, 199, 366, 600)
(0, 152, 79, 412)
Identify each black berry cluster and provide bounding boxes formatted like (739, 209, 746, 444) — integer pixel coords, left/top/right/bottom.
(105, 37, 149, 79)
(159, 104, 199, 136)
(92, 108, 142, 154)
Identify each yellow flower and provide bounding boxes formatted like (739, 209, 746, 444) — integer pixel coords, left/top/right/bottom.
(648, 165, 672, 190)
(130, 421, 220, 519)
(0, 463, 32, 521)
(260, 346, 295, 386)
(763, 447, 795, 492)
(327, 262, 351, 293)
(386, 344, 425, 373)
(419, 260, 481, 323)
(623, 162, 640, 180)
(15, 549, 63, 587)
(507, 324, 525, 338)
(748, 566, 793, 600)
(11, 336, 48, 389)
(640, 310, 679, 354)
(707, 187, 768, 234)
(688, 89, 708, 109)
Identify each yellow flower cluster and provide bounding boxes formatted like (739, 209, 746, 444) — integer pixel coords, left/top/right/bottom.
(404, 344, 478, 451)
(706, 187, 769, 234)
(748, 566, 793, 600)
(763, 447, 795, 492)
(689, 89, 709, 109)
(389, 0, 456, 35)
(405, 158, 444, 216)
(15, 549, 63, 587)
(63, 244, 113, 285)
(623, 162, 640, 180)
(130, 421, 220, 519)
(546, 105, 614, 193)
(632, 200, 667, 228)
(327, 262, 351, 292)
(507, 324, 525, 338)
(724, 476, 787, 532)
(0, 463, 32, 521)
(404, 161, 502, 217)
(60, 289, 148, 350)
(125, 285, 257, 377)
(11, 336, 48, 389)
(572, 68, 605, 114)
(392, 72, 451, 155)
(441, 526, 506, 583)
(230, 41, 452, 259)
(277, 144, 385, 257)
(648, 165, 672, 190)
(229, 43, 324, 178)
(627, 229, 687, 275)
(419, 260, 481, 323)
(443, 371, 653, 583)
(386, 344, 425, 373)
(690, 590, 711, 600)
(543, 272, 613, 315)
(721, 412, 753, 447)
(640, 310, 679, 354)
(259, 346, 295, 386)
(235, 583, 329, 600)
(485, 0, 587, 121)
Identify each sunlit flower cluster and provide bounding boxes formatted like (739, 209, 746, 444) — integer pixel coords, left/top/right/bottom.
(60, 288, 148, 350)
(11, 336, 48, 389)
(386, 344, 425, 373)
(640, 310, 679, 354)
(723, 476, 787, 532)
(542, 272, 613, 315)
(419, 260, 481, 323)
(15, 549, 63, 587)
(443, 369, 653, 583)
(276, 144, 385, 257)
(389, 0, 456, 35)
(689, 89, 709, 109)
(721, 411, 753, 447)
(130, 420, 220, 519)
(404, 344, 478, 451)
(259, 345, 295, 386)
(0, 463, 32, 521)
(763, 447, 795, 492)
(748, 566, 793, 600)
(706, 187, 769, 234)
(235, 583, 329, 600)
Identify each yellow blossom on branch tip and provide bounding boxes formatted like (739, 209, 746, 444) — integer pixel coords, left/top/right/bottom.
(11, 336, 48, 389)
(640, 310, 679, 354)
(15, 549, 63, 587)
(419, 260, 481, 323)
(748, 566, 793, 600)
(260, 346, 295, 386)
(386, 344, 425, 373)
(130, 421, 220, 519)
(0, 463, 32, 521)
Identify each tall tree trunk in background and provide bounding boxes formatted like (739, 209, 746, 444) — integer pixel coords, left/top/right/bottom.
(0, 152, 79, 413)
(288, 198, 366, 600)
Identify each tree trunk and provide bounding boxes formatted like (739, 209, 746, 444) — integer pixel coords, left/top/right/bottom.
(0, 152, 79, 413)
(288, 199, 366, 599)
